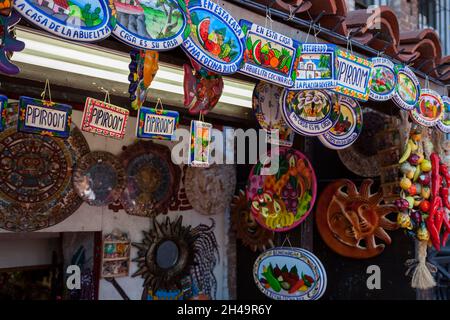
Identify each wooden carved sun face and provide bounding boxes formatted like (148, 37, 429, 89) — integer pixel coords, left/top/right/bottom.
(316, 179, 399, 259)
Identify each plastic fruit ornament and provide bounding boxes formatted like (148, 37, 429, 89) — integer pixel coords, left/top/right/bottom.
(397, 212, 413, 230)
(405, 196, 415, 209)
(410, 210, 422, 224)
(408, 154, 421, 166)
(417, 222, 430, 241)
(419, 200, 430, 212)
(420, 159, 432, 172)
(400, 177, 412, 190)
(416, 153, 424, 164)
(407, 184, 417, 196)
(418, 173, 430, 186)
(413, 196, 423, 207)
(421, 186, 431, 199)
(394, 198, 409, 211)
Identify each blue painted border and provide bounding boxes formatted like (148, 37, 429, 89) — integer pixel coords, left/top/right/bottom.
(369, 57, 396, 101)
(437, 96, 450, 133)
(393, 65, 421, 111)
(335, 55, 372, 95)
(136, 106, 179, 140)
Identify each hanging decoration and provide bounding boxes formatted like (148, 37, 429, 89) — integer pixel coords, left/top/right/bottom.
(231, 189, 274, 252)
(183, 58, 223, 114)
(253, 247, 327, 300)
(294, 43, 337, 90)
(73, 151, 126, 206)
(316, 179, 398, 259)
(252, 81, 294, 147)
(181, 0, 244, 74)
(14, 0, 111, 41)
(189, 119, 211, 167)
(246, 147, 317, 232)
(333, 49, 373, 101)
(132, 216, 219, 299)
(129, 49, 159, 110)
(0, 123, 90, 232)
(280, 89, 339, 136)
(0, 10, 25, 75)
(410, 89, 444, 127)
(437, 96, 450, 133)
(101, 230, 131, 278)
(120, 140, 181, 217)
(239, 20, 297, 87)
(108, 0, 189, 50)
(136, 98, 179, 141)
(369, 57, 396, 101)
(184, 164, 236, 215)
(392, 65, 420, 111)
(82, 96, 129, 139)
(318, 96, 363, 150)
(0, 95, 7, 131)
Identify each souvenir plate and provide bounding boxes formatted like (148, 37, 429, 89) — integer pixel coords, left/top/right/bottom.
(18, 96, 72, 138)
(392, 65, 420, 110)
(369, 57, 396, 101)
(437, 96, 450, 133)
(318, 96, 363, 150)
(108, 0, 188, 50)
(246, 147, 317, 232)
(73, 151, 125, 206)
(14, 0, 111, 42)
(333, 49, 373, 101)
(239, 20, 297, 87)
(294, 43, 337, 90)
(252, 81, 294, 147)
(410, 88, 444, 127)
(0, 95, 7, 131)
(181, 0, 244, 74)
(253, 247, 326, 300)
(136, 105, 179, 140)
(281, 89, 339, 136)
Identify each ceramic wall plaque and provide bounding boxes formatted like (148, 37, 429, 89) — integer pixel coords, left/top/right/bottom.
(181, 0, 244, 74)
(18, 96, 72, 138)
(0, 95, 7, 131)
(253, 247, 327, 300)
(246, 147, 317, 232)
(294, 43, 337, 90)
(108, 0, 189, 50)
(369, 57, 396, 101)
(392, 65, 420, 110)
(14, 0, 111, 41)
(82, 97, 129, 139)
(252, 81, 294, 147)
(239, 20, 297, 87)
(333, 49, 373, 101)
(410, 89, 444, 127)
(0, 11, 25, 75)
(437, 96, 450, 133)
(129, 50, 159, 110)
(136, 105, 179, 140)
(189, 120, 211, 167)
(318, 96, 363, 150)
(281, 89, 339, 136)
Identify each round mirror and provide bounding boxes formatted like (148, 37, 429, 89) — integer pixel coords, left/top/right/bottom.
(156, 240, 179, 269)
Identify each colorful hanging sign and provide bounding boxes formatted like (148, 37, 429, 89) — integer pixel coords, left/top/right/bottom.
(281, 89, 339, 136)
(294, 43, 337, 90)
(136, 101, 179, 141)
(14, 0, 111, 42)
(437, 96, 450, 133)
(369, 57, 396, 101)
(82, 97, 129, 139)
(129, 50, 159, 110)
(318, 96, 362, 150)
(0, 11, 25, 75)
(252, 81, 294, 147)
(410, 89, 444, 127)
(18, 96, 72, 138)
(333, 49, 373, 101)
(253, 247, 327, 300)
(239, 20, 297, 87)
(392, 65, 420, 110)
(189, 120, 211, 167)
(181, 0, 244, 74)
(108, 0, 189, 50)
(246, 147, 317, 232)
(0, 95, 7, 132)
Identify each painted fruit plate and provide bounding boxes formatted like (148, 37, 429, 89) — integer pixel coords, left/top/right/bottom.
(410, 88, 444, 127)
(369, 57, 396, 101)
(392, 65, 420, 111)
(437, 96, 450, 133)
(253, 247, 327, 300)
(246, 147, 317, 232)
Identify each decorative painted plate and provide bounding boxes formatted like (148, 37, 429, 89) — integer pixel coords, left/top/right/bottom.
(0, 123, 90, 232)
(108, 0, 189, 50)
(410, 89, 444, 127)
(181, 0, 244, 74)
(14, 0, 111, 42)
(73, 151, 125, 206)
(253, 247, 327, 300)
(369, 57, 396, 101)
(281, 89, 339, 136)
(318, 96, 363, 150)
(392, 65, 420, 110)
(246, 147, 317, 232)
(437, 96, 450, 133)
(120, 140, 180, 217)
(252, 81, 294, 147)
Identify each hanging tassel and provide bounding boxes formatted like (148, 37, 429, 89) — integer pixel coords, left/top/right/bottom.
(405, 240, 437, 290)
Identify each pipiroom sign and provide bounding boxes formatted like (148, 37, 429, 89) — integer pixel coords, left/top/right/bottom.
(18, 96, 72, 138)
(82, 98, 129, 140)
(136, 105, 179, 141)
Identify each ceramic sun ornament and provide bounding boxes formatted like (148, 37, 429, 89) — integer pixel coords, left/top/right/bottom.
(0, 10, 25, 75)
